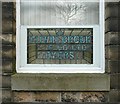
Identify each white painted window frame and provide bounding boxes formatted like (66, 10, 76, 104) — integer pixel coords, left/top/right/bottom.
(16, 0, 105, 73)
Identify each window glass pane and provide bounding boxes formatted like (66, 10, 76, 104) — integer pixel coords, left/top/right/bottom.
(27, 28, 93, 64)
(21, 0, 99, 25)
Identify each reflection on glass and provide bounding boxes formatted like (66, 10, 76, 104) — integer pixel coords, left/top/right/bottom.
(21, 0, 99, 25)
(27, 28, 93, 64)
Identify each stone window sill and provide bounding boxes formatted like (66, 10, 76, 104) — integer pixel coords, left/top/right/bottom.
(12, 73, 110, 91)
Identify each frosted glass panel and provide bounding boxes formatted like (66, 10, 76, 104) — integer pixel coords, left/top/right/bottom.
(20, 0, 99, 25)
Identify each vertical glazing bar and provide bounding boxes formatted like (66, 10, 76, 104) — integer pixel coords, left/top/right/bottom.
(100, 0, 105, 72)
(16, 0, 21, 72)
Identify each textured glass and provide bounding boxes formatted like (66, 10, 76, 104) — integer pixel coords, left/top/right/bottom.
(21, 0, 99, 25)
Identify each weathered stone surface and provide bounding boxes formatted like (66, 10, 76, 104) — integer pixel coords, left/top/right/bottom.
(2, 3, 13, 19)
(1, 34, 13, 44)
(2, 45, 14, 51)
(61, 92, 79, 102)
(110, 74, 119, 89)
(13, 92, 60, 102)
(2, 89, 11, 102)
(105, 18, 119, 33)
(2, 11, 13, 21)
(2, 60, 13, 73)
(61, 92, 107, 102)
(2, 75, 11, 88)
(13, 92, 34, 102)
(79, 92, 107, 102)
(105, 45, 120, 60)
(106, 60, 120, 73)
(2, 2, 13, 9)
(2, 3, 14, 34)
(34, 92, 60, 102)
(1, 48, 13, 59)
(105, 3, 119, 18)
(2, 19, 13, 34)
(1, 45, 15, 59)
(109, 90, 119, 102)
(105, 32, 120, 45)
(12, 74, 110, 91)
(13, 92, 108, 103)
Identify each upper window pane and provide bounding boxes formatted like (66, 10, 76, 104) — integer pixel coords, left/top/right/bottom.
(20, 0, 99, 25)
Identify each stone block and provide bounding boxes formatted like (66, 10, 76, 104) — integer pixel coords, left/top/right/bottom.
(61, 92, 79, 102)
(2, 19, 13, 34)
(2, 2, 13, 34)
(1, 34, 13, 44)
(13, 92, 60, 102)
(2, 60, 13, 73)
(34, 92, 60, 102)
(2, 2, 13, 9)
(1, 45, 14, 58)
(13, 92, 34, 102)
(110, 74, 119, 89)
(61, 92, 108, 103)
(105, 18, 119, 33)
(2, 45, 14, 51)
(12, 74, 110, 91)
(79, 92, 107, 102)
(2, 75, 11, 88)
(107, 60, 120, 73)
(105, 32, 120, 45)
(2, 8, 13, 20)
(2, 89, 11, 102)
(105, 3, 119, 18)
(1, 49, 13, 59)
(105, 45, 120, 60)
(109, 90, 119, 102)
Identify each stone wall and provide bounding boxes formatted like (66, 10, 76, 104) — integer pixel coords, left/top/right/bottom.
(1, 2, 15, 103)
(1, 1, 120, 104)
(105, 2, 120, 102)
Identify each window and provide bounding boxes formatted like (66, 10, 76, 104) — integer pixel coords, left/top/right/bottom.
(16, 0, 105, 73)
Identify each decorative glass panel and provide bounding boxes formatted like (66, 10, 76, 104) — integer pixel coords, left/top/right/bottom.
(27, 28, 93, 64)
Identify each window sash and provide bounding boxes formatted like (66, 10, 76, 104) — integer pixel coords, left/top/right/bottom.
(16, 0, 105, 73)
